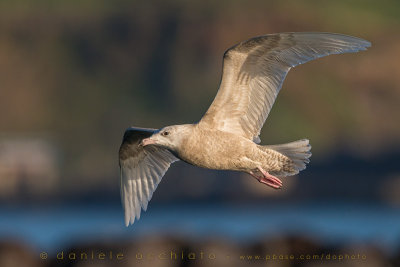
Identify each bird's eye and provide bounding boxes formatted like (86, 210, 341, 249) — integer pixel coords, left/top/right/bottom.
(162, 131, 170, 136)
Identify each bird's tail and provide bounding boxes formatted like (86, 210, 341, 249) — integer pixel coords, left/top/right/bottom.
(265, 139, 312, 176)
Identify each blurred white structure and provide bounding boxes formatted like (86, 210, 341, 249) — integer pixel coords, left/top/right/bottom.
(0, 137, 59, 198)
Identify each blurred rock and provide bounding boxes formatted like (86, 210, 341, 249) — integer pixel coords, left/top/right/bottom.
(192, 238, 242, 267)
(47, 240, 126, 267)
(39, 234, 399, 267)
(248, 235, 322, 267)
(303, 244, 388, 267)
(125, 235, 185, 267)
(0, 240, 42, 267)
(391, 246, 400, 267)
(379, 173, 400, 207)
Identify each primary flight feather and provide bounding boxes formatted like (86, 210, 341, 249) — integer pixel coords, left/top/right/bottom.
(119, 32, 371, 226)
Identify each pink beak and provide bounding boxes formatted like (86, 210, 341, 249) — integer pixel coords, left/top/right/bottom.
(141, 137, 156, 146)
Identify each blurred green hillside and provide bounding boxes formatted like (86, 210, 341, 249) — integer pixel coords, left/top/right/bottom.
(0, 0, 399, 196)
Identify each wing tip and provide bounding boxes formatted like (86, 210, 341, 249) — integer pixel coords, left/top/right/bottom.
(350, 38, 371, 51)
(124, 213, 137, 227)
(325, 33, 372, 51)
(125, 217, 131, 227)
(362, 40, 372, 48)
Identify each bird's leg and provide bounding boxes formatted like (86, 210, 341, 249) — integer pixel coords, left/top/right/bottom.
(257, 166, 283, 189)
(249, 166, 283, 189)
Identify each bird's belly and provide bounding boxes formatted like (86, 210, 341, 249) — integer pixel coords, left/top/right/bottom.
(180, 151, 232, 170)
(178, 132, 255, 171)
(179, 150, 235, 170)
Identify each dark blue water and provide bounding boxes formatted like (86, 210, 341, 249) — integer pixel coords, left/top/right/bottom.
(0, 203, 399, 254)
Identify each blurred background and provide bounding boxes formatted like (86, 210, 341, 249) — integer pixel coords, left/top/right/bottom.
(0, 0, 399, 266)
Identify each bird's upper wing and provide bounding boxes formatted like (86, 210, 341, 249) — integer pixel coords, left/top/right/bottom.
(119, 127, 178, 226)
(199, 32, 371, 143)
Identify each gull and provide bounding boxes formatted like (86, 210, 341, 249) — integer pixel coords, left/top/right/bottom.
(119, 32, 370, 226)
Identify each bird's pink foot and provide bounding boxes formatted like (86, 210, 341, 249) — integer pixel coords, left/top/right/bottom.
(249, 166, 283, 189)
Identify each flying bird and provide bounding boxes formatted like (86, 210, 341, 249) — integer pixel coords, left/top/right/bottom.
(119, 32, 370, 226)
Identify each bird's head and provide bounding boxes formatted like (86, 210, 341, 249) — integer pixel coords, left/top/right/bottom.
(141, 124, 193, 152)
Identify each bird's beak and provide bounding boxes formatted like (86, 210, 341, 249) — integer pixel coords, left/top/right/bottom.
(141, 137, 156, 146)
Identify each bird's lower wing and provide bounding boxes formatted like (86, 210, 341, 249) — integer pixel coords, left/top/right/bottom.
(119, 127, 179, 226)
(199, 32, 371, 143)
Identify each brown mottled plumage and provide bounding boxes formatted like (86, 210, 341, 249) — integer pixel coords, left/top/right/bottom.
(119, 32, 371, 226)
(177, 125, 292, 173)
